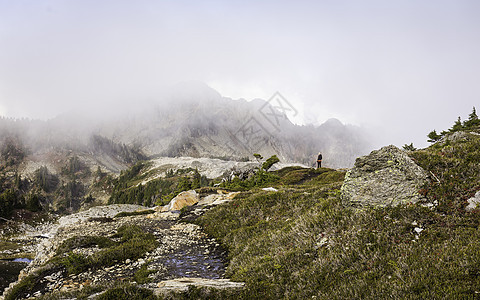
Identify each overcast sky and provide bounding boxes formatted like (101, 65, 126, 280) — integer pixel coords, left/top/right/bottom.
(1, 0, 479, 148)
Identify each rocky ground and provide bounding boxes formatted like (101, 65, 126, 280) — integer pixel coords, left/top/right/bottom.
(1, 195, 244, 299)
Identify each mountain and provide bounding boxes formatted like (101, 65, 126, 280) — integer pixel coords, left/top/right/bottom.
(1, 82, 371, 169)
(0, 82, 372, 214)
(1, 107, 480, 299)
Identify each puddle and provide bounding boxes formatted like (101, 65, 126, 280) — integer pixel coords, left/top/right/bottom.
(159, 242, 227, 279)
(12, 258, 32, 263)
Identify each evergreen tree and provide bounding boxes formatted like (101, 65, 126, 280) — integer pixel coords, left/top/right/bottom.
(464, 106, 480, 129)
(262, 155, 280, 171)
(192, 169, 201, 189)
(450, 116, 463, 132)
(427, 130, 441, 143)
(402, 143, 417, 151)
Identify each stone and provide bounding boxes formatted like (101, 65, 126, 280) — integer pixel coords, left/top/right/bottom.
(197, 191, 240, 206)
(466, 191, 480, 211)
(262, 187, 278, 192)
(341, 145, 428, 207)
(163, 190, 199, 211)
(155, 277, 245, 294)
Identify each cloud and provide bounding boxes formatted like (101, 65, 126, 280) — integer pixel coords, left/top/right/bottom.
(0, 0, 479, 149)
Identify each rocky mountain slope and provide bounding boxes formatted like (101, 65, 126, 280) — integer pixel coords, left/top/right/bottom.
(0, 82, 371, 217)
(1, 111, 479, 298)
(1, 82, 371, 169)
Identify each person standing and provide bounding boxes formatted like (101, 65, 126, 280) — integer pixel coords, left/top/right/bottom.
(317, 152, 322, 168)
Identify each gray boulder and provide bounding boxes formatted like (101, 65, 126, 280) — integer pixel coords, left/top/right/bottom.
(341, 145, 428, 207)
(466, 191, 480, 212)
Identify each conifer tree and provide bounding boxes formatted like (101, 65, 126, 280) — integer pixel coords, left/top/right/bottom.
(451, 116, 463, 132)
(464, 106, 480, 129)
(427, 130, 441, 143)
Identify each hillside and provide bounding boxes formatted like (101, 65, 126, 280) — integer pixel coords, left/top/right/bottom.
(0, 83, 371, 217)
(1, 82, 371, 168)
(0, 108, 479, 299)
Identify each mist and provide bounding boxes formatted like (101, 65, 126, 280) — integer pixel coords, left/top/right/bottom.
(1, 1, 480, 150)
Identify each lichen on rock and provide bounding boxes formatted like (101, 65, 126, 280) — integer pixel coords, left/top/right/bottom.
(341, 145, 428, 207)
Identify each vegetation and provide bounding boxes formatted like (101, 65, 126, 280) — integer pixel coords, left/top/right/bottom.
(133, 263, 156, 284)
(109, 164, 210, 206)
(402, 143, 417, 151)
(5, 225, 158, 300)
(427, 106, 479, 143)
(5, 109, 480, 299)
(0, 136, 26, 167)
(96, 284, 157, 300)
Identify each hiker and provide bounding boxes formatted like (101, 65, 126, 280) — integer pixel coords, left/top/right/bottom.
(317, 152, 322, 168)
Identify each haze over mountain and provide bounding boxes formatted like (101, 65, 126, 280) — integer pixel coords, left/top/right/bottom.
(0, 82, 371, 170)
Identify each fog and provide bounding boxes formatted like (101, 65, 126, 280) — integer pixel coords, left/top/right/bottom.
(1, 0, 480, 149)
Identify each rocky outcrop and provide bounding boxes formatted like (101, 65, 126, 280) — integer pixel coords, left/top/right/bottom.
(466, 191, 480, 211)
(162, 190, 199, 211)
(2, 203, 240, 299)
(155, 277, 244, 294)
(197, 191, 240, 206)
(341, 145, 428, 207)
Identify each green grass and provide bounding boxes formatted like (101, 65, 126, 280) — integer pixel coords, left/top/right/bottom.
(8, 130, 480, 299)
(191, 164, 480, 299)
(410, 133, 480, 214)
(56, 235, 116, 255)
(133, 263, 156, 284)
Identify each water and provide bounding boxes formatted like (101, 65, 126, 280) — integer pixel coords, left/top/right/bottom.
(0, 259, 30, 292)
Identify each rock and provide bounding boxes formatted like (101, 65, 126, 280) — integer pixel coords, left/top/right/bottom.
(466, 191, 480, 211)
(439, 131, 472, 143)
(262, 187, 278, 192)
(341, 145, 428, 207)
(163, 190, 199, 211)
(414, 227, 423, 234)
(148, 210, 181, 220)
(155, 277, 245, 294)
(197, 191, 240, 206)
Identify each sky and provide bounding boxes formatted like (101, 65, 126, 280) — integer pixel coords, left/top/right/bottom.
(1, 0, 479, 149)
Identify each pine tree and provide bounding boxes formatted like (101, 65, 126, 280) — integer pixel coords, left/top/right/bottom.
(451, 116, 463, 132)
(402, 143, 417, 151)
(427, 130, 441, 143)
(464, 106, 480, 129)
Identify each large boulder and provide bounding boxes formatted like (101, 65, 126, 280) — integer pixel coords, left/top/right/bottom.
(341, 145, 428, 207)
(162, 190, 199, 211)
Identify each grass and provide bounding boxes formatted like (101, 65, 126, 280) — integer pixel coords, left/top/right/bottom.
(133, 263, 156, 284)
(190, 162, 480, 299)
(8, 127, 480, 299)
(56, 235, 116, 255)
(410, 133, 480, 214)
